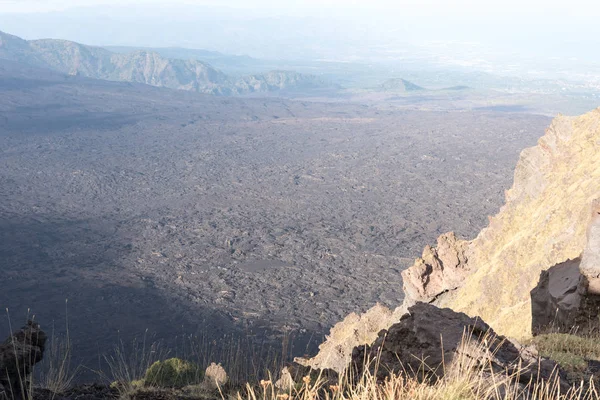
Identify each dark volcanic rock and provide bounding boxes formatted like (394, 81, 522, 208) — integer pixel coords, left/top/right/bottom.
(531, 258, 585, 334)
(0, 321, 47, 400)
(531, 200, 600, 336)
(351, 303, 567, 391)
(580, 199, 600, 294)
(531, 258, 600, 336)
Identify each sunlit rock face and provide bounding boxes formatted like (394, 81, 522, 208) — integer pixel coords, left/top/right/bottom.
(403, 107, 600, 339)
(294, 108, 600, 372)
(294, 303, 405, 373)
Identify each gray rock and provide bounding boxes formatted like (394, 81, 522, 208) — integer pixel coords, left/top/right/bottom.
(531, 200, 600, 335)
(580, 199, 600, 294)
(351, 303, 568, 393)
(531, 258, 585, 335)
(0, 321, 47, 400)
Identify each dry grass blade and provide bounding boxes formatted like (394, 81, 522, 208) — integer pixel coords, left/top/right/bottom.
(236, 330, 600, 400)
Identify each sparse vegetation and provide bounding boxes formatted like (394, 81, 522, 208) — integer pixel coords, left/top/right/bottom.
(530, 334, 600, 361)
(528, 333, 600, 382)
(36, 327, 78, 394)
(237, 332, 600, 400)
(238, 371, 598, 400)
(143, 358, 203, 388)
(89, 331, 600, 399)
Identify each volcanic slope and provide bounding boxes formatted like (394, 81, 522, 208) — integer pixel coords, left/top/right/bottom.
(0, 61, 550, 367)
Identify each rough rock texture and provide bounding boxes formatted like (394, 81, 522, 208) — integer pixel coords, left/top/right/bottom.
(402, 232, 471, 306)
(352, 303, 567, 391)
(530, 258, 584, 335)
(0, 321, 47, 400)
(579, 199, 600, 294)
(531, 201, 600, 335)
(402, 108, 600, 339)
(294, 303, 405, 373)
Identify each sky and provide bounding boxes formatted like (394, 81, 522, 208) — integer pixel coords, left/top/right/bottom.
(1, 0, 599, 80)
(1, 0, 599, 16)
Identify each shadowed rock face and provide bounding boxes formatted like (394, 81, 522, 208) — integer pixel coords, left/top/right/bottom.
(0, 321, 47, 400)
(294, 304, 405, 374)
(580, 199, 600, 294)
(530, 258, 584, 335)
(531, 200, 600, 335)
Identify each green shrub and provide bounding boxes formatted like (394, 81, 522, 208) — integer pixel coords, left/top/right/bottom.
(143, 357, 203, 388)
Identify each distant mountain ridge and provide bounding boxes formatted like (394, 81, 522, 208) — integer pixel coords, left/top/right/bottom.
(0, 30, 334, 95)
(105, 45, 260, 69)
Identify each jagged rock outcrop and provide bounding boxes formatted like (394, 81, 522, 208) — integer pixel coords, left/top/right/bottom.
(402, 107, 600, 339)
(0, 321, 47, 400)
(294, 303, 405, 373)
(402, 232, 471, 306)
(351, 303, 567, 392)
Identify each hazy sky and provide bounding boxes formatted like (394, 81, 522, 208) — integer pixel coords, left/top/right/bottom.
(1, 0, 599, 16)
(1, 0, 599, 80)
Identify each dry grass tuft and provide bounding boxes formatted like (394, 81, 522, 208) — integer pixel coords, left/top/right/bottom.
(238, 331, 600, 400)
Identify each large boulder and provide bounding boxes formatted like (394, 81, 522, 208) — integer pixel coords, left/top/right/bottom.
(579, 199, 600, 294)
(0, 321, 47, 400)
(530, 258, 585, 335)
(531, 200, 600, 335)
(351, 303, 568, 392)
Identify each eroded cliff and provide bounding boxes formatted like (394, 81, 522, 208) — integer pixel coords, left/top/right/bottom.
(301, 108, 600, 371)
(403, 107, 600, 338)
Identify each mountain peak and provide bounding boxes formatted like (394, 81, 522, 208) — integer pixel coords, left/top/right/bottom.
(378, 78, 424, 92)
